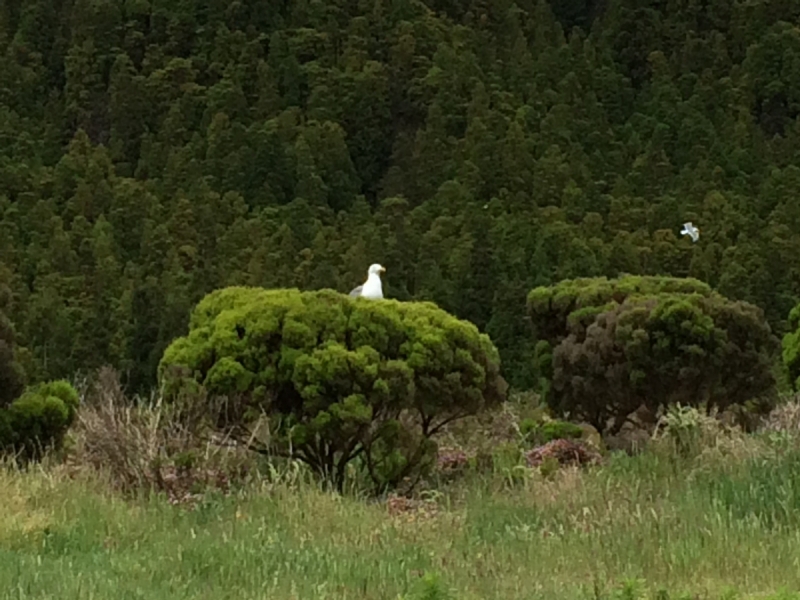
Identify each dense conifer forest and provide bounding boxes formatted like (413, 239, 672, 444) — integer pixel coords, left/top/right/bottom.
(1, 0, 800, 393)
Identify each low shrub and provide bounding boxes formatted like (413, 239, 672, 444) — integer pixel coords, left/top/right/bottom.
(784, 304, 800, 391)
(1, 379, 80, 460)
(520, 418, 584, 446)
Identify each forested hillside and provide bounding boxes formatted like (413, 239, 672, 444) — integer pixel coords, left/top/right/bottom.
(1, 0, 799, 391)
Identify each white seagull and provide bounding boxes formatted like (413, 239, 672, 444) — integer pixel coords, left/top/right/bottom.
(349, 263, 386, 299)
(680, 221, 700, 243)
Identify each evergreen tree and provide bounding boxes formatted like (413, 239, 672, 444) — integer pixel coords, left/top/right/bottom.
(0, 0, 799, 392)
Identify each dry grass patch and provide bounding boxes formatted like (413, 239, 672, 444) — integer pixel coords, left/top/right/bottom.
(68, 366, 254, 504)
(762, 395, 800, 434)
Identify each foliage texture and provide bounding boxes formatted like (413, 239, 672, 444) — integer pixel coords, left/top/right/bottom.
(528, 275, 778, 432)
(0, 379, 81, 460)
(784, 304, 800, 391)
(158, 286, 506, 490)
(0, 0, 800, 392)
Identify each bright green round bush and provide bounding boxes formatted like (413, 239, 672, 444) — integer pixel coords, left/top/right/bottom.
(784, 304, 800, 391)
(0, 379, 81, 460)
(528, 275, 779, 434)
(159, 286, 506, 491)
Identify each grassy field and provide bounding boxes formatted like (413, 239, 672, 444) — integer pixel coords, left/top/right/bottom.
(4, 426, 800, 600)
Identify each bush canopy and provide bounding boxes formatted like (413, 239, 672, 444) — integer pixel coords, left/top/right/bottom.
(0, 379, 81, 460)
(784, 304, 800, 391)
(528, 275, 779, 433)
(159, 286, 506, 491)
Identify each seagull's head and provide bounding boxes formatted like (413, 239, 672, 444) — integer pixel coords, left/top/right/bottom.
(368, 263, 386, 276)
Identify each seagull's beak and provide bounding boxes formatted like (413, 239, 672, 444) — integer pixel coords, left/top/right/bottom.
(380, 266, 386, 273)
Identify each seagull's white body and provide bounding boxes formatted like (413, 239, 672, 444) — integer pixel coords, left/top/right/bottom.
(680, 221, 700, 243)
(349, 263, 386, 299)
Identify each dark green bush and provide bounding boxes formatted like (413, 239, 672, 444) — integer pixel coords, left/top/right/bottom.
(158, 286, 507, 492)
(528, 275, 779, 434)
(0, 380, 81, 460)
(527, 275, 713, 349)
(784, 304, 800, 391)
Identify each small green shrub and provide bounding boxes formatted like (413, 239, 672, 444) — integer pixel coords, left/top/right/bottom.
(158, 286, 506, 493)
(783, 304, 800, 391)
(520, 417, 583, 446)
(540, 420, 584, 443)
(0, 379, 81, 460)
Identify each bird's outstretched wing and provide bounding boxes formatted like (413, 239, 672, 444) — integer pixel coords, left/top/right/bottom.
(680, 222, 699, 242)
(349, 285, 364, 297)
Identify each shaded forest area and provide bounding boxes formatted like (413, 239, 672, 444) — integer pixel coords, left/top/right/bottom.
(1, 0, 800, 392)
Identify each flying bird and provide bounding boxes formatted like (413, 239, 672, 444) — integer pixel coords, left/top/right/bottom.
(349, 263, 386, 299)
(680, 221, 700, 243)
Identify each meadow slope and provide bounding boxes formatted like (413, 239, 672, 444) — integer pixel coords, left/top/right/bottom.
(5, 432, 800, 600)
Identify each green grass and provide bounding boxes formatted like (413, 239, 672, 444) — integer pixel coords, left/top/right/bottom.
(4, 442, 800, 600)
